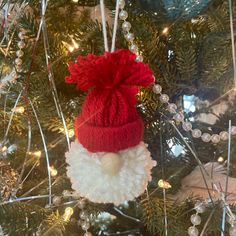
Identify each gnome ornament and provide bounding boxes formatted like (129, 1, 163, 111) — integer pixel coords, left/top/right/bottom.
(65, 49, 156, 205)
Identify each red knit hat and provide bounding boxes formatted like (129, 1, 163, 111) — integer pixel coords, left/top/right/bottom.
(65, 49, 154, 153)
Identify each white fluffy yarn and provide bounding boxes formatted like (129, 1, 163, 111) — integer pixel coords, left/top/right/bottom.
(66, 140, 156, 205)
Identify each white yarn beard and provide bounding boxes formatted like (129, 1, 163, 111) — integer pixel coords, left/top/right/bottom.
(66, 140, 156, 205)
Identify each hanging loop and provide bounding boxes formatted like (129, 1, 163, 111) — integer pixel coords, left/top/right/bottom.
(100, 0, 120, 52)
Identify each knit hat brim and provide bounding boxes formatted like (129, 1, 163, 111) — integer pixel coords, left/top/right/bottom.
(75, 115, 144, 153)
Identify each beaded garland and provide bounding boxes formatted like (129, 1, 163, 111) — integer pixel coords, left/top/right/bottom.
(15, 30, 26, 74)
(118, 0, 235, 145)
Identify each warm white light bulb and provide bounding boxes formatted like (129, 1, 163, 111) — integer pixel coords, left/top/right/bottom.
(50, 166, 58, 177)
(68, 45, 75, 52)
(158, 179, 172, 189)
(1, 146, 7, 152)
(33, 151, 42, 157)
(217, 156, 224, 162)
(71, 39, 79, 49)
(13, 106, 25, 113)
(62, 41, 75, 52)
(63, 207, 74, 221)
(68, 129, 75, 138)
(72, 0, 78, 2)
(162, 27, 169, 35)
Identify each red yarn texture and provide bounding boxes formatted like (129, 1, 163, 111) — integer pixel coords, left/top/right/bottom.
(65, 49, 154, 153)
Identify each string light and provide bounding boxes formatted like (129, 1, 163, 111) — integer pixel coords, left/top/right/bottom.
(62, 41, 75, 52)
(68, 129, 75, 138)
(68, 45, 74, 52)
(1, 146, 7, 152)
(50, 166, 58, 176)
(34, 151, 42, 157)
(60, 128, 74, 137)
(72, 0, 78, 2)
(71, 38, 79, 49)
(63, 207, 74, 221)
(138, 91, 144, 97)
(158, 179, 172, 189)
(162, 27, 169, 35)
(29, 150, 42, 157)
(218, 156, 224, 162)
(12, 106, 25, 113)
(62, 39, 79, 53)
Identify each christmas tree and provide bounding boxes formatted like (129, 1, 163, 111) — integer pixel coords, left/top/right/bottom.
(0, 0, 236, 235)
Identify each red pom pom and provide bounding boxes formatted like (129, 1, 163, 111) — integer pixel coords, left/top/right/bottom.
(65, 54, 99, 91)
(65, 49, 154, 97)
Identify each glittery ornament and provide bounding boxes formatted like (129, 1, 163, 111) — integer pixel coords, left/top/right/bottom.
(138, 0, 211, 20)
